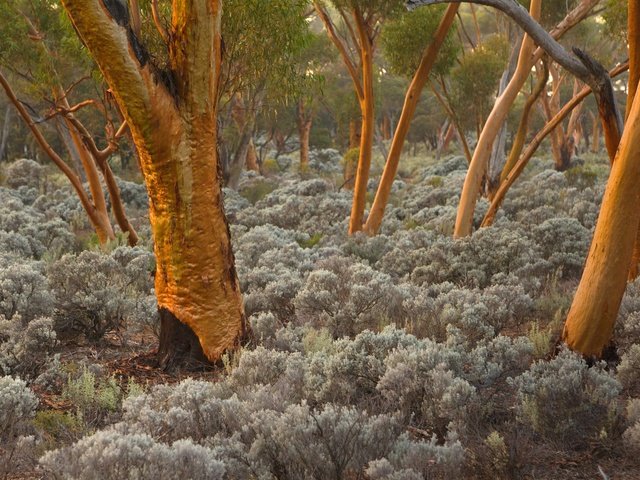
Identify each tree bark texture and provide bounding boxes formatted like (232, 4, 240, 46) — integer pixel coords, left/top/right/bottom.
(62, 0, 247, 364)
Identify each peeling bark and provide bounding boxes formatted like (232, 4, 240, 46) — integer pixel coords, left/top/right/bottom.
(62, 0, 247, 366)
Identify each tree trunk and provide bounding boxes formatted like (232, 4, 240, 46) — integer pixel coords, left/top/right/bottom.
(435, 118, 450, 161)
(157, 308, 208, 370)
(482, 62, 628, 228)
(62, 0, 247, 366)
(559, 79, 585, 168)
(56, 119, 86, 182)
(0, 71, 117, 245)
(487, 32, 522, 197)
(442, 122, 456, 151)
(228, 93, 258, 187)
(297, 99, 312, 171)
(0, 105, 11, 161)
(364, 4, 459, 235)
(349, 118, 361, 149)
(626, 0, 640, 280)
(65, 117, 116, 243)
(590, 110, 600, 152)
(453, 0, 541, 238)
(349, 9, 375, 235)
(562, 80, 640, 357)
(382, 114, 392, 140)
(627, 0, 640, 120)
(540, 63, 573, 171)
(246, 138, 259, 172)
(500, 61, 548, 184)
(228, 121, 254, 189)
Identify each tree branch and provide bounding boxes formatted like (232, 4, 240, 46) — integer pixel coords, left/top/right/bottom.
(482, 60, 629, 227)
(313, 1, 364, 101)
(61, 0, 159, 139)
(407, 0, 622, 163)
(0, 70, 97, 218)
(151, 0, 169, 44)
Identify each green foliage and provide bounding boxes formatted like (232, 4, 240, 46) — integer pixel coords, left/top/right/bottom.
(564, 164, 599, 189)
(602, 0, 627, 42)
(239, 180, 278, 205)
(221, 0, 310, 99)
(34, 410, 84, 447)
(63, 368, 122, 416)
(327, 0, 405, 19)
(449, 34, 510, 130)
(518, 0, 581, 27)
(483, 431, 508, 474)
(343, 147, 360, 170)
(297, 233, 323, 249)
(381, 5, 459, 78)
(0, 1, 94, 95)
(301, 328, 333, 353)
(427, 176, 444, 188)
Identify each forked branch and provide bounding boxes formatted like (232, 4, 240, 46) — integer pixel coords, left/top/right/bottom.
(407, 0, 622, 168)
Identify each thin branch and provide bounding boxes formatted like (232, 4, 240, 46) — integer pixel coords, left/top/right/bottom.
(129, 0, 142, 37)
(151, 0, 169, 44)
(482, 60, 629, 227)
(456, 11, 476, 49)
(0, 70, 96, 216)
(313, 1, 364, 101)
(64, 76, 92, 98)
(337, 8, 361, 62)
(42, 99, 96, 122)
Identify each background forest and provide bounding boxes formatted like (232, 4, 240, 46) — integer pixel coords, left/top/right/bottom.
(1, 0, 639, 479)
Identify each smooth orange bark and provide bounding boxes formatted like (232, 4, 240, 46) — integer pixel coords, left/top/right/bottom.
(364, 4, 459, 235)
(626, 0, 640, 280)
(563, 79, 640, 356)
(627, 0, 640, 120)
(453, 0, 541, 238)
(500, 62, 548, 183)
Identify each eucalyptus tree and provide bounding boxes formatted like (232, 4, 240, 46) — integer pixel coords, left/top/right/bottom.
(0, 0, 138, 245)
(59, 0, 249, 368)
(313, 0, 405, 234)
(363, 4, 459, 234)
(412, 0, 607, 238)
(219, 0, 309, 188)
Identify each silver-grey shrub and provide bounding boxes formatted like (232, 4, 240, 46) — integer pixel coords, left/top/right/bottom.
(48, 248, 156, 340)
(40, 431, 225, 480)
(0, 375, 38, 439)
(4, 159, 46, 190)
(511, 347, 621, 446)
(0, 261, 52, 321)
(0, 315, 56, 378)
(294, 256, 403, 337)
